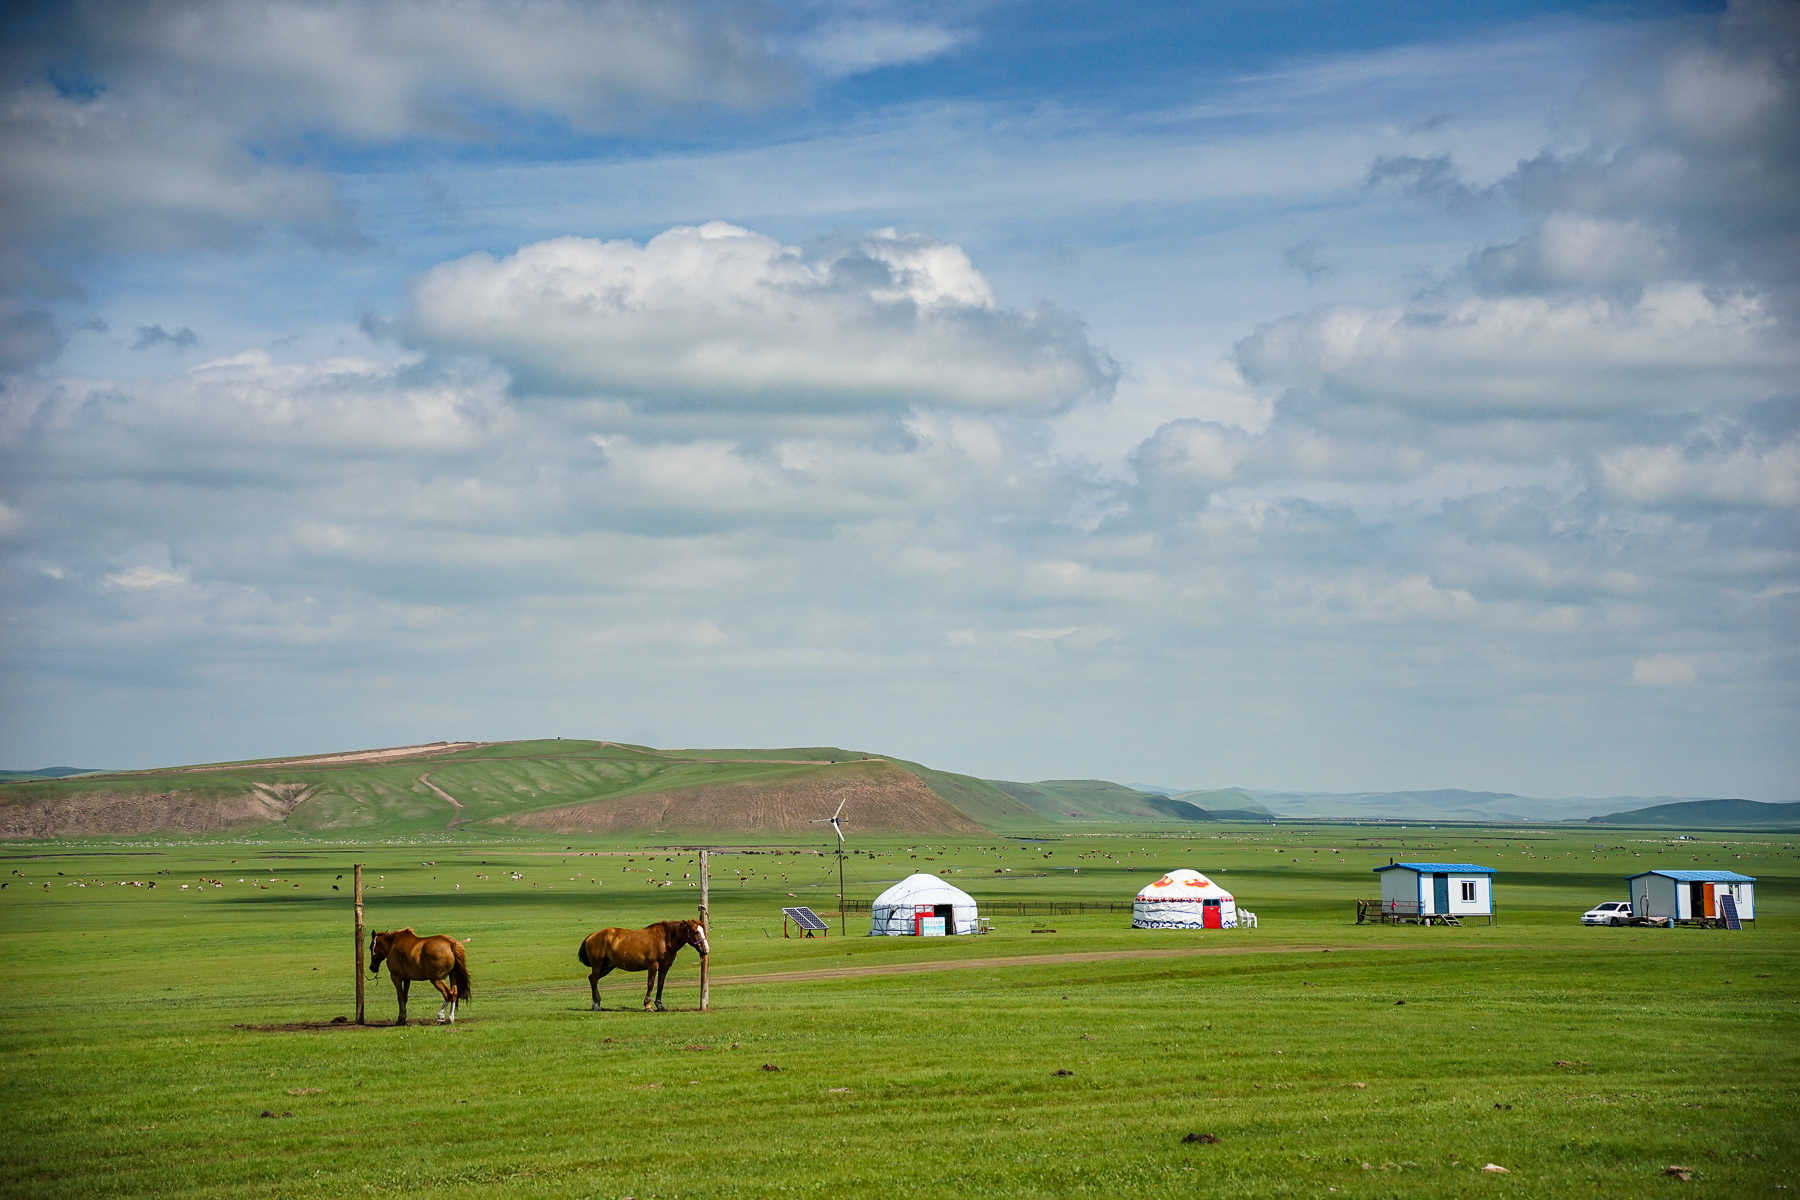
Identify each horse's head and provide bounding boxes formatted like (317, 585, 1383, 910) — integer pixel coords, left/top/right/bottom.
(368, 929, 394, 974)
(688, 920, 710, 957)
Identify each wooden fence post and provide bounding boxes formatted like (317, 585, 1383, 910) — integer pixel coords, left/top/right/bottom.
(354, 863, 365, 1025)
(698, 849, 710, 1013)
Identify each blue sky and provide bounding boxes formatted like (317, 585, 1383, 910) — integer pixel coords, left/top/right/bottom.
(1, 0, 1794, 800)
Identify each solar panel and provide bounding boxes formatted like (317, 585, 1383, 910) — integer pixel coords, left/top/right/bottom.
(783, 906, 830, 931)
(1720, 894, 1742, 930)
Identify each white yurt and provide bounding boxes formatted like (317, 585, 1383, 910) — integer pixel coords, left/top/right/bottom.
(869, 873, 980, 935)
(1132, 869, 1237, 929)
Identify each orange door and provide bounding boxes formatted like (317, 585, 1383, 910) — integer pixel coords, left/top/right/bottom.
(1703, 883, 1716, 918)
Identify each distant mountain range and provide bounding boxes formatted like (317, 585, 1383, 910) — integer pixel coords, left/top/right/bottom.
(1131, 784, 1795, 826)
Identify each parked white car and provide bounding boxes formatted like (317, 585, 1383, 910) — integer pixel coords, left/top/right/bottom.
(1582, 901, 1634, 926)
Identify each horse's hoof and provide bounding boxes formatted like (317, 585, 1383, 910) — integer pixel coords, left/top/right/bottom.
(654, 1002, 666, 1012)
(590, 1003, 603, 1012)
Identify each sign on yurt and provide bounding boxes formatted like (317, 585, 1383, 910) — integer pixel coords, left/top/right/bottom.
(1133, 869, 1237, 929)
(869, 873, 979, 936)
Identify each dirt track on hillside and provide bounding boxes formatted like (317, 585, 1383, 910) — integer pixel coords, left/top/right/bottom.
(494, 761, 984, 836)
(709, 942, 1410, 986)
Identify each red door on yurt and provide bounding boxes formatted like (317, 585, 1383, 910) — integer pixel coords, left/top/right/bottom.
(1202, 899, 1222, 929)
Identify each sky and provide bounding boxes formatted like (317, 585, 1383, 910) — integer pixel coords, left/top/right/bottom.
(0, 0, 1794, 799)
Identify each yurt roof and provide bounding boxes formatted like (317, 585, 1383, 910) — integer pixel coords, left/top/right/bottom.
(873, 873, 978, 908)
(1134, 869, 1232, 902)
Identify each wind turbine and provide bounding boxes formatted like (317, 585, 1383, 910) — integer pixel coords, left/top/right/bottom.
(813, 798, 847, 934)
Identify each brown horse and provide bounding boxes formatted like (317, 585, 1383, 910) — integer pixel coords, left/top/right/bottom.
(577, 919, 709, 1011)
(368, 928, 472, 1025)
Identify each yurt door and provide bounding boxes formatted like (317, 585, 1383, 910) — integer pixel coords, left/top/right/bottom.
(1203, 899, 1222, 928)
(934, 903, 956, 934)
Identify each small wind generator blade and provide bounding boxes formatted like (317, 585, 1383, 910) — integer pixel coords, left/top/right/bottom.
(834, 824, 845, 844)
(832, 797, 847, 819)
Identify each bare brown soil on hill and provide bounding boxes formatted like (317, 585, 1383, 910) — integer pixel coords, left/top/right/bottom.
(0, 782, 314, 838)
(495, 761, 984, 836)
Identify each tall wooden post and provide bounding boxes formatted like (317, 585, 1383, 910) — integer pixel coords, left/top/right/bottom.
(697, 849, 710, 1013)
(353, 863, 365, 1025)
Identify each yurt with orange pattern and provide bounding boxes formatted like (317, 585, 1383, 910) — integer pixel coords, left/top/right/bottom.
(1132, 869, 1238, 929)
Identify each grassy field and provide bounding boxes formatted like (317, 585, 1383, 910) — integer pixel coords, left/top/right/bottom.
(1, 823, 1795, 1198)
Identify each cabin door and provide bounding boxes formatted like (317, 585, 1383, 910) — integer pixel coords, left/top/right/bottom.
(1433, 874, 1450, 914)
(1688, 882, 1705, 919)
(934, 903, 956, 934)
(1202, 899, 1222, 928)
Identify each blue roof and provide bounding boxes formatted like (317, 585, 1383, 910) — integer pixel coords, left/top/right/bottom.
(1373, 862, 1496, 875)
(1626, 869, 1755, 883)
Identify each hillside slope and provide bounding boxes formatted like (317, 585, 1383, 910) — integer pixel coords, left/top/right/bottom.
(496, 758, 983, 835)
(994, 779, 1216, 823)
(1586, 798, 1800, 828)
(0, 741, 992, 838)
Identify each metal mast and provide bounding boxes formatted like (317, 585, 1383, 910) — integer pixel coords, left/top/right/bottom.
(813, 798, 847, 934)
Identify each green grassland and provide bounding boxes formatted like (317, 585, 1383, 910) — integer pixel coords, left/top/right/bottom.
(2, 822, 1796, 1198)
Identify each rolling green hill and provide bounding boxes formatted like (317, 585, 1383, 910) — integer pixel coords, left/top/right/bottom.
(1586, 798, 1800, 828)
(0, 741, 1250, 839)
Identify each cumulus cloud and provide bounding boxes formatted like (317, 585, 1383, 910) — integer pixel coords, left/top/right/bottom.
(399, 222, 1116, 417)
(1595, 408, 1800, 509)
(1236, 285, 1791, 421)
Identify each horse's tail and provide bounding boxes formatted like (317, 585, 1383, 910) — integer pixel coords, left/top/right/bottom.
(450, 940, 472, 1003)
(577, 936, 592, 968)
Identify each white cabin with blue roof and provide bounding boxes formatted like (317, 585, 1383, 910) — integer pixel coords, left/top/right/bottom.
(1626, 869, 1754, 926)
(1374, 862, 1496, 924)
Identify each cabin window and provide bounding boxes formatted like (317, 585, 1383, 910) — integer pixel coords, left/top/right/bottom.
(1460, 880, 1476, 903)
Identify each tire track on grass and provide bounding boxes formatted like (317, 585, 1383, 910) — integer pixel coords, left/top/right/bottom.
(710, 941, 1422, 986)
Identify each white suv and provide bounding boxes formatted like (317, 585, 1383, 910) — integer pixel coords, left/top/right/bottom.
(1582, 901, 1634, 926)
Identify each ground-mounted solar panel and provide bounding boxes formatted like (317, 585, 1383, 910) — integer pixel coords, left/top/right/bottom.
(783, 906, 830, 931)
(1720, 894, 1742, 930)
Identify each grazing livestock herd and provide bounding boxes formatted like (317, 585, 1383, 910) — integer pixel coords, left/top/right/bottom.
(367, 918, 709, 1025)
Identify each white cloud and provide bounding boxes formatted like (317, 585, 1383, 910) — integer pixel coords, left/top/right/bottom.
(400, 222, 1114, 416)
(104, 565, 187, 589)
(1633, 653, 1697, 686)
(0, 0, 800, 291)
(795, 19, 968, 77)
(1469, 214, 1674, 294)
(1597, 435, 1800, 509)
(1236, 285, 1792, 421)
(51, 0, 797, 139)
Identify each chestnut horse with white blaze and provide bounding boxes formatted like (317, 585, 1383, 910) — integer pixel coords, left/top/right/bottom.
(578, 919, 709, 1012)
(368, 928, 471, 1025)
